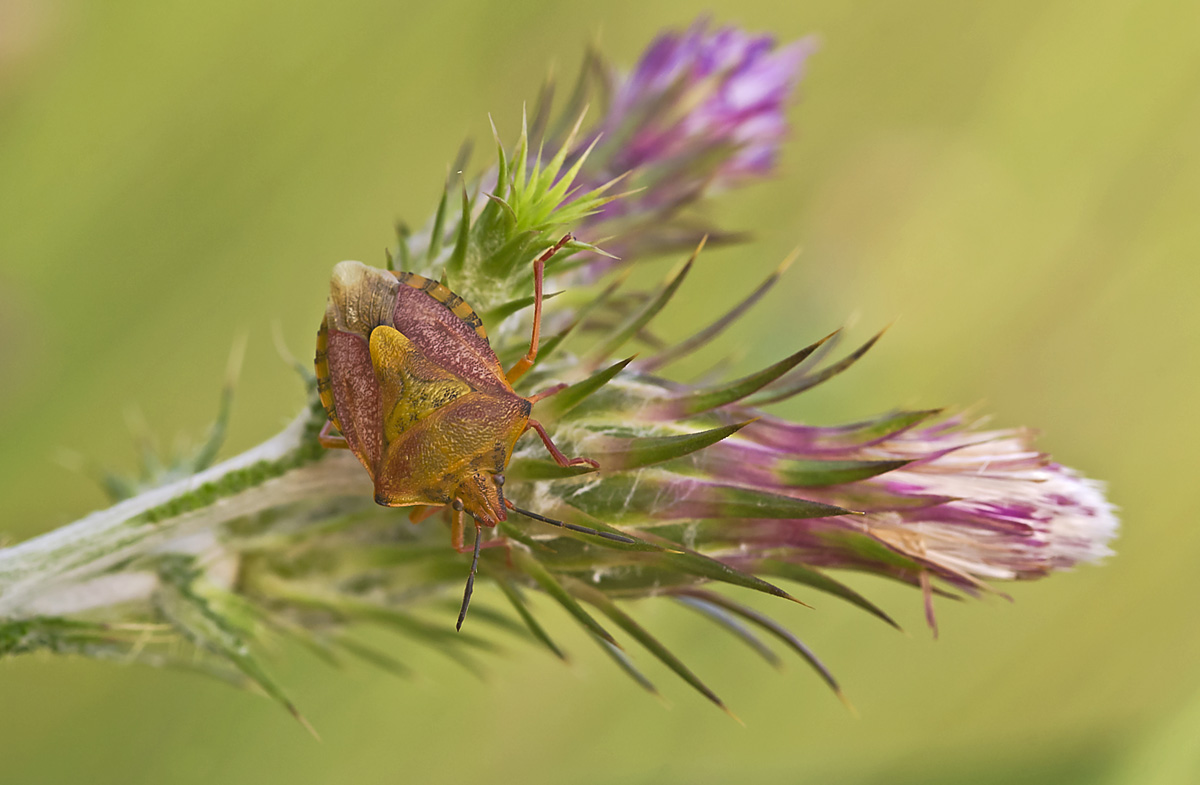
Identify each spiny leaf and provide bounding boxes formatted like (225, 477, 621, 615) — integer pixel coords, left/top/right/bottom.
(559, 472, 854, 522)
(753, 559, 901, 630)
(300, 596, 497, 653)
(333, 635, 413, 679)
(155, 574, 314, 736)
(489, 570, 568, 661)
(394, 221, 412, 270)
(590, 421, 755, 471)
(501, 504, 683, 557)
(568, 579, 732, 715)
(775, 458, 912, 488)
(489, 114, 509, 202)
(427, 185, 450, 264)
(192, 338, 243, 472)
(594, 635, 659, 697)
(674, 595, 782, 669)
(652, 332, 836, 417)
(631, 540, 809, 607)
(536, 356, 635, 420)
(673, 588, 850, 709)
(587, 248, 696, 363)
(638, 248, 797, 373)
(512, 549, 620, 647)
(504, 457, 596, 482)
(746, 329, 886, 406)
(446, 185, 473, 276)
(528, 72, 556, 147)
(552, 45, 610, 144)
(254, 576, 497, 659)
(479, 290, 562, 328)
(845, 409, 945, 446)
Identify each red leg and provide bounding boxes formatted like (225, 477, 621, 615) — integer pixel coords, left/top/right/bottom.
(526, 418, 599, 469)
(448, 503, 507, 552)
(526, 382, 567, 404)
(450, 504, 467, 552)
(318, 420, 350, 449)
(505, 234, 573, 385)
(409, 505, 442, 525)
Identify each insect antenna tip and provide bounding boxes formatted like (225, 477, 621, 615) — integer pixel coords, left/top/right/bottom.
(509, 505, 636, 545)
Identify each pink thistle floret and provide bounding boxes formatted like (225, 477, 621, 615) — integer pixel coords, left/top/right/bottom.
(701, 412, 1118, 600)
(604, 18, 814, 188)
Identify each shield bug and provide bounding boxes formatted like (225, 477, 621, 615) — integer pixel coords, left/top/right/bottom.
(315, 234, 633, 628)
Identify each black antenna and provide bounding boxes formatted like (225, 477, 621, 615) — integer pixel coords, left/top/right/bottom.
(456, 520, 482, 631)
(509, 504, 637, 545)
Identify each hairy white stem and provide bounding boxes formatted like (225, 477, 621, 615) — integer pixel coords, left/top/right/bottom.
(0, 410, 369, 619)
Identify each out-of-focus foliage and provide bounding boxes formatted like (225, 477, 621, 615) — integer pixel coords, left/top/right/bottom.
(0, 2, 1194, 784)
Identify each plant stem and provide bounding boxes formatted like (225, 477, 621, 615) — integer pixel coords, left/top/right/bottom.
(0, 408, 369, 620)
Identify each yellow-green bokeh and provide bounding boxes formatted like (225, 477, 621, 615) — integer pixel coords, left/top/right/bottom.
(0, 1, 1196, 783)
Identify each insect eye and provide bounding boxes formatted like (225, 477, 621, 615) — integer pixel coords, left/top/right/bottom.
(451, 499, 465, 511)
(493, 474, 505, 487)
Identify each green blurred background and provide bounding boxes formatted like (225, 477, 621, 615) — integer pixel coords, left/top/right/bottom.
(1, 1, 1196, 783)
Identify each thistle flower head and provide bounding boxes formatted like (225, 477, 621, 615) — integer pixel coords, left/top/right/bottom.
(604, 18, 813, 187)
(0, 18, 1117, 723)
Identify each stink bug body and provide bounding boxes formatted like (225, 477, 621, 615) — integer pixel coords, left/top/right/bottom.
(315, 235, 631, 627)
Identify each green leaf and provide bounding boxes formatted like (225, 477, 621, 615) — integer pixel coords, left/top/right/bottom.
(559, 472, 854, 522)
(673, 589, 850, 708)
(674, 595, 782, 669)
(634, 542, 807, 607)
(653, 332, 835, 417)
(489, 571, 568, 661)
(394, 221, 412, 270)
(446, 185, 473, 277)
(593, 635, 659, 697)
(426, 185, 450, 264)
(478, 290, 562, 328)
(333, 635, 413, 679)
(753, 559, 900, 630)
(156, 567, 314, 735)
(504, 458, 597, 482)
(587, 251, 695, 363)
(568, 578, 733, 715)
(512, 549, 619, 647)
(536, 356, 635, 420)
(639, 249, 797, 373)
(775, 458, 911, 488)
(837, 409, 945, 446)
(591, 421, 754, 471)
(746, 329, 886, 406)
(283, 593, 497, 653)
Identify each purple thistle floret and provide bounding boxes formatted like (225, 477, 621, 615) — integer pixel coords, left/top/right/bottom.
(605, 19, 812, 187)
(708, 414, 1117, 583)
(556, 395, 1119, 634)
(566, 19, 814, 267)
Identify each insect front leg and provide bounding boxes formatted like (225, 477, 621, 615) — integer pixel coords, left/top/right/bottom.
(317, 420, 350, 449)
(505, 233, 573, 385)
(409, 505, 441, 525)
(526, 382, 567, 403)
(526, 419, 599, 469)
